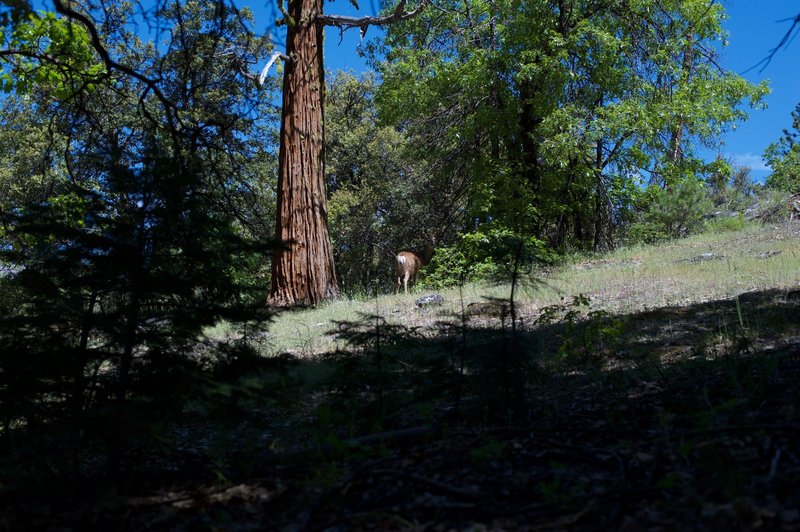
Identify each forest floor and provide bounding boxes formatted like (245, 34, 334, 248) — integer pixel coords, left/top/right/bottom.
(3, 222, 800, 530)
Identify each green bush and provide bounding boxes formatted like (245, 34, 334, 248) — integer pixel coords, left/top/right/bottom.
(703, 213, 749, 234)
(424, 225, 551, 288)
(625, 179, 712, 244)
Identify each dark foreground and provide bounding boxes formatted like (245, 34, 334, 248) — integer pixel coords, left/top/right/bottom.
(2, 288, 799, 530)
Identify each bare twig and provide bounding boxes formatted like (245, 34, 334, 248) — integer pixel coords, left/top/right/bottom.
(745, 13, 800, 73)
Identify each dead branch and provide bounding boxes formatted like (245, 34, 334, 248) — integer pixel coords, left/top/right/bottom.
(746, 12, 800, 73)
(344, 424, 436, 447)
(257, 50, 291, 86)
(317, 0, 429, 36)
(371, 468, 488, 500)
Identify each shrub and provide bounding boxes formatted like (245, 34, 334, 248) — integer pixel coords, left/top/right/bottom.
(625, 179, 712, 244)
(424, 225, 552, 288)
(703, 213, 749, 234)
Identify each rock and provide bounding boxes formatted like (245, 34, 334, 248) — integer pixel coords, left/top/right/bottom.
(704, 210, 738, 219)
(415, 294, 444, 308)
(755, 250, 782, 259)
(676, 252, 723, 264)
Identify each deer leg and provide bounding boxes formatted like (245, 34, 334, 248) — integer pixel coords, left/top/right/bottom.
(404, 271, 411, 294)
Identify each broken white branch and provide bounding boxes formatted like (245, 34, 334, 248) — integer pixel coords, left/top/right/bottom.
(258, 51, 291, 86)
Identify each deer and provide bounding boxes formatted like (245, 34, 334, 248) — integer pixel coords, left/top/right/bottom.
(395, 238, 435, 294)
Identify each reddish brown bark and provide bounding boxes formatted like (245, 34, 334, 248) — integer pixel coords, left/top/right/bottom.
(268, 0, 339, 306)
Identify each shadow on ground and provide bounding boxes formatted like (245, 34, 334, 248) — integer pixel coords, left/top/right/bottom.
(2, 287, 799, 529)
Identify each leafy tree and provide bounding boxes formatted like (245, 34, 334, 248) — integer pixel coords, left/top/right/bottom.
(424, 225, 550, 287)
(627, 178, 712, 243)
(0, 95, 67, 230)
(327, 72, 409, 292)
(707, 160, 757, 212)
(764, 101, 800, 193)
(325, 71, 453, 293)
(0, 1, 274, 431)
(374, 0, 766, 252)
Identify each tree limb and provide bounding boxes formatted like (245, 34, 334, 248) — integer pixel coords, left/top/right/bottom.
(317, 0, 428, 31)
(276, 0, 295, 27)
(746, 13, 800, 73)
(257, 50, 290, 86)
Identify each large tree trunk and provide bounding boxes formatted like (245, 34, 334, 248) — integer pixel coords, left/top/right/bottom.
(269, 0, 338, 306)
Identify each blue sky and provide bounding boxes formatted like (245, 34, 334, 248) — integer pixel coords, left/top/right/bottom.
(252, 0, 799, 181)
(712, 1, 799, 181)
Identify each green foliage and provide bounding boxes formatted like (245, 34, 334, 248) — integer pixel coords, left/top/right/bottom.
(764, 101, 800, 192)
(1, 2, 798, 524)
(373, 0, 766, 250)
(0, 96, 67, 227)
(706, 163, 758, 214)
(535, 294, 626, 370)
(325, 71, 442, 293)
(703, 214, 749, 234)
(425, 225, 550, 288)
(2, 10, 105, 98)
(626, 179, 712, 243)
(0, 0, 276, 438)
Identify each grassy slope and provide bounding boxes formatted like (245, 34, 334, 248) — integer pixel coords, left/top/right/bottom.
(223, 222, 799, 356)
(189, 223, 799, 530)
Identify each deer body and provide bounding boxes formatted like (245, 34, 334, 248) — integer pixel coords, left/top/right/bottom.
(395, 241, 435, 294)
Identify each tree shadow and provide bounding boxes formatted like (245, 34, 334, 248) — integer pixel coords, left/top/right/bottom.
(1, 286, 799, 529)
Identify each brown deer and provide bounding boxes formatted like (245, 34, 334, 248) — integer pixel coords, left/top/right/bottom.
(395, 239, 435, 294)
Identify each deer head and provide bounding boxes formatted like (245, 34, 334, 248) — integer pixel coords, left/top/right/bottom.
(395, 237, 435, 294)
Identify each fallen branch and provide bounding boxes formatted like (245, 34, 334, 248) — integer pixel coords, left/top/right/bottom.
(258, 424, 438, 466)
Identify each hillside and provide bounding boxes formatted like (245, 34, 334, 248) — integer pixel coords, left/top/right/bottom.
(5, 223, 800, 530)
(241, 222, 799, 358)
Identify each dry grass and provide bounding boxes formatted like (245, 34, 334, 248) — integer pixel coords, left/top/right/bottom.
(209, 222, 799, 356)
(540, 222, 800, 313)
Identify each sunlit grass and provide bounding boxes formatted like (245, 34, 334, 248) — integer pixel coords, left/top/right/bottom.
(540, 223, 799, 314)
(207, 223, 799, 356)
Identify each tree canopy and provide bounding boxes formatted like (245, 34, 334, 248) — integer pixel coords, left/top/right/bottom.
(372, 0, 766, 253)
(0, 0, 277, 411)
(764, 101, 800, 193)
